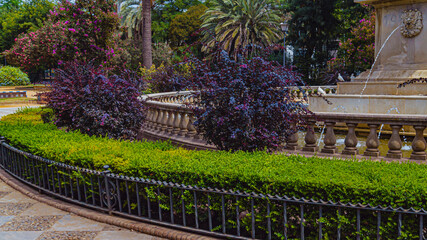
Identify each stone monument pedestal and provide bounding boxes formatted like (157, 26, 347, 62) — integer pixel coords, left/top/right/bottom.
(309, 0, 427, 115)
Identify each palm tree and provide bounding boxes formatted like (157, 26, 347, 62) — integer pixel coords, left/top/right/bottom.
(118, 0, 142, 39)
(200, 0, 281, 59)
(118, 0, 152, 68)
(142, 0, 152, 68)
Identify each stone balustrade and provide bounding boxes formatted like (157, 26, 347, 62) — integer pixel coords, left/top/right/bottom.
(140, 89, 427, 161)
(140, 91, 211, 149)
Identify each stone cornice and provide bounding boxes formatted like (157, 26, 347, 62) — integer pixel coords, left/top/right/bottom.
(355, 0, 427, 7)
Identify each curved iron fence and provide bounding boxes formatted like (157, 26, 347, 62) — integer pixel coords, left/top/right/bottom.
(0, 138, 426, 239)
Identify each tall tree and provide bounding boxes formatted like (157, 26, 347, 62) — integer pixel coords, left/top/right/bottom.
(142, 0, 152, 68)
(168, 4, 207, 48)
(119, 0, 143, 39)
(285, 0, 370, 84)
(152, 0, 202, 42)
(0, 0, 54, 52)
(200, 0, 281, 59)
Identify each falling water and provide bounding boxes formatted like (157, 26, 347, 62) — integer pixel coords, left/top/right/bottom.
(360, 24, 403, 96)
(317, 125, 326, 146)
(378, 107, 400, 139)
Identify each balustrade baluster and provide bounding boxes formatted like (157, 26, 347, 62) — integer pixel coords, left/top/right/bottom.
(160, 110, 169, 133)
(178, 112, 189, 137)
(145, 109, 153, 129)
(321, 121, 337, 154)
(172, 110, 181, 135)
(303, 120, 318, 152)
(342, 123, 358, 155)
(186, 114, 197, 139)
(364, 124, 380, 157)
(286, 122, 299, 150)
(150, 109, 159, 130)
(387, 125, 403, 159)
(166, 110, 175, 134)
(155, 109, 163, 132)
(410, 125, 426, 160)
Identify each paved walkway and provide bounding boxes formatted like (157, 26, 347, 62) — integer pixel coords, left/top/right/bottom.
(0, 107, 169, 240)
(0, 179, 164, 240)
(0, 107, 26, 117)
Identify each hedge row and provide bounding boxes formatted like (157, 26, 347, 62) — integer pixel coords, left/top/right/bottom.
(1, 107, 427, 210)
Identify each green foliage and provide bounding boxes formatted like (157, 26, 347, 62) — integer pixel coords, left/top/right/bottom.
(1, 108, 427, 212)
(0, 0, 54, 53)
(168, 4, 207, 48)
(0, 0, 21, 12)
(286, 0, 340, 84)
(0, 65, 29, 86)
(152, 42, 173, 66)
(200, 0, 281, 58)
(119, 0, 203, 43)
(334, 0, 371, 34)
(119, 0, 142, 39)
(152, 0, 203, 43)
(328, 6, 375, 75)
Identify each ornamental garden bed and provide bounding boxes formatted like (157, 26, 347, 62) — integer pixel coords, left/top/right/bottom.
(1, 107, 427, 238)
(1, 107, 426, 210)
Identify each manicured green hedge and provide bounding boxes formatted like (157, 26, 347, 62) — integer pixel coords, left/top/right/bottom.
(0, 66, 30, 86)
(1, 108, 427, 210)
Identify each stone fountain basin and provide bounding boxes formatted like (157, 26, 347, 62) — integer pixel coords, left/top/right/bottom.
(309, 94, 427, 115)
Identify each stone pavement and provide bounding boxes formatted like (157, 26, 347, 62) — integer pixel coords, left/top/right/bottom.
(0, 179, 164, 240)
(0, 106, 216, 240)
(0, 107, 156, 240)
(0, 107, 25, 117)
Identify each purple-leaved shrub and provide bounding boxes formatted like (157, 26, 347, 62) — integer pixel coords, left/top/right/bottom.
(186, 49, 310, 152)
(146, 64, 191, 93)
(46, 62, 145, 140)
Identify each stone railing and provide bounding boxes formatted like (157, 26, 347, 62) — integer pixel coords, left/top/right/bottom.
(139, 88, 427, 161)
(140, 91, 213, 149)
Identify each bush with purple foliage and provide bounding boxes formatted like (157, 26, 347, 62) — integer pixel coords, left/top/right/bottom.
(188, 50, 310, 152)
(147, 64, 191, 93)
(46, 62, 145, 140)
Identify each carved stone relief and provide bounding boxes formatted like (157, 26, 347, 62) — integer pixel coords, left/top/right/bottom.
(401, 9, 423, 38)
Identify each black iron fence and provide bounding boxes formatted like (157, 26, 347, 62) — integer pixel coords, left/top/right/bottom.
(0, 138, 426, 239)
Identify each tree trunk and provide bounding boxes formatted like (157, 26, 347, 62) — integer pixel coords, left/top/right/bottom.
(142, 0, 152, 68)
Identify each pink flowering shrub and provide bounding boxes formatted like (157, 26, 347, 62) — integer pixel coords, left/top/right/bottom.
(4, 0, 120, 71)
(328, 7, 375, 75)
(4, 20, 67, 71)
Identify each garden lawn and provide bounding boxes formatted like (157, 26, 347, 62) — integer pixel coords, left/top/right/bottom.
(1, 107, 427, 210)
